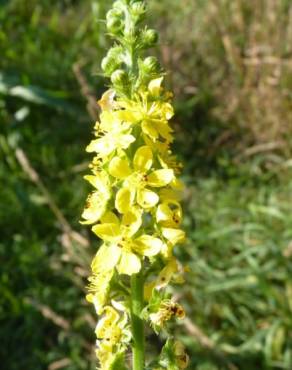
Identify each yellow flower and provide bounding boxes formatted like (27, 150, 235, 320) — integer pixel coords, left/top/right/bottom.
(126, 99, 174, 142)
(109, 145, 174, 211)
(95, 341, 116, 370)
(161, 228, 185, 246)
(116, 79, 175, 142)
(92, 209, 164, 275)
(144, 136, 182, 175)
(86, 123, 135, 159)
(155, 199, 185, 256)
(144, 257, 185, 300)
(95, 306, 129, 370)
(155, 200, 185, 259)
(86, 90, 136, 158)
(81, 172, 111, 224)
(95, 306, 122, 344)
(156, 200, 182, 228)
(86, 268, 113, 315)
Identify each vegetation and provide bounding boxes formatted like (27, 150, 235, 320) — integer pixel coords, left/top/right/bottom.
(1, 0, 291, 369)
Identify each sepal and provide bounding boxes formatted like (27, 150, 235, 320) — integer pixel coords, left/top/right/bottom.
(158, 339, 189, 370)
(109, 352, 128, 370)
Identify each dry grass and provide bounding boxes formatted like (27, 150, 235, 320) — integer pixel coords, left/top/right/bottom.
(149, 0, 292, 160)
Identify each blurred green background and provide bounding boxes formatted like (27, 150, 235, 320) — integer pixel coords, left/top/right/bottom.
(1, 0, 292, 369)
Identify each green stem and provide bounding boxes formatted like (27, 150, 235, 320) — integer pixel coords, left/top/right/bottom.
(131, 271, 145, 370)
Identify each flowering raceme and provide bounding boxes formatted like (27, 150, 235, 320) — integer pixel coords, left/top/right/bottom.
(81, 1, 189, 369)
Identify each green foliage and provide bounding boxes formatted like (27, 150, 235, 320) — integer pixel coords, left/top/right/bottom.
(0, 1, 104, 369)
(1, 0, 291, 369)
(180, 173, 292, 369)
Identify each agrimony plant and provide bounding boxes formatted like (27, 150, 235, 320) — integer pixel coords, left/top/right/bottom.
(81, 0, 188, 369)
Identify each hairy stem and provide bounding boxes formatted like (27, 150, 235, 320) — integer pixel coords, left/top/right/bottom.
(131, 272, 145, 370)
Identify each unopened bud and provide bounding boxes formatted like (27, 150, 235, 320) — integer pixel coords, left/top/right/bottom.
(113, 0, 124, 9)
(101, 47, 123, 76)
(106, 17, 124, 34)
(101, 56, 117, 76)
(106, 8, 123, 21)
(141, 56, 160, 74)
(106, 8, 124, 34)
(111, 69, 128, 86)
(141, 29, 159, 48)
(131, 2, 146, 19)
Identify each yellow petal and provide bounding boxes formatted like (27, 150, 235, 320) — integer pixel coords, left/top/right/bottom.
(119, 134, 136, 149)
(99, 110, 116, 130)
(133, 146, 153, 172)
(161, 241, 173, 260)
(86, 137, 115, 156)
(159, 188, 182, 202)
(102, 306, 120, 323)
(137, 188, 159, 208)
(161, 102, 174, 120)
(147, 169, 174, 187)
(171, 177, 185, 190)
(81, 192, 107, 224)
(116, 109, 139, 123)
(144, 281, 156, 301)
(100, 211, 120, 224)
(117, 251, 141, 275)
(115, 187, 134, 214)
(91, 244, 121, 273)
(162, 227, 185, 245)
(84, 173, 109, 192)
(156, 258, 178, 289)
(108, 157, 131, 179)
(92, 223, 121, 241)
(121, 207, 142, 236)
(156, 202, 173, 223)
(141, 120, 159, 141)
(155, 120, 173, 142)
(148, 77, 164, 96)
(98, 89, 116, 111)
(134, 235, 163, 257)
(86, 293, 107, 315)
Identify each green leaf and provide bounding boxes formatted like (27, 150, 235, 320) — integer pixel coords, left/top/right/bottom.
(0, 72, 77, 114)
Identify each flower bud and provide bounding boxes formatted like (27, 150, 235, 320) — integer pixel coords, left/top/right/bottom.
(131, 2, 146, 20)
(106, 8, 124, 34)
(106, 17, 124, 34)
(101, 56, 118, 76)
(141, 29, 159, 48)
(101, 47, 123, 76)
(111, 69, 128, 86)
(113, 0, 124, 9)
(101, 56, 111, 73)
(106, 8, 123, 21)
(141, 56, 160, 74)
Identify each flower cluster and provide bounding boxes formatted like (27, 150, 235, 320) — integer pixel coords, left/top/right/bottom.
(82, 1, 188, 369)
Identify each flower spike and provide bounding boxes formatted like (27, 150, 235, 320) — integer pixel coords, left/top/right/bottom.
(82, 1, 188, 369)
